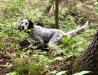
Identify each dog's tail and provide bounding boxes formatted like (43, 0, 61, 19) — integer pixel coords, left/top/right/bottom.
(64, 21, 89, 38)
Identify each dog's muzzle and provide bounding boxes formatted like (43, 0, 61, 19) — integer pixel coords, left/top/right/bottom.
(18, 26, 24, 31)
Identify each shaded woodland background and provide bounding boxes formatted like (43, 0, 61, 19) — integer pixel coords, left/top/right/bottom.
(0, 0, 98, 75)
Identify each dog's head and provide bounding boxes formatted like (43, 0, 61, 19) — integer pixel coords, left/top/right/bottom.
(18, 19, 34, 31)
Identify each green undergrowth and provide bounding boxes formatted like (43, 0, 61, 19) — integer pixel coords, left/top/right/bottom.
(1, 15, 97, 75)
(0, 13, 97, 75)
(0, 0, 98, 75)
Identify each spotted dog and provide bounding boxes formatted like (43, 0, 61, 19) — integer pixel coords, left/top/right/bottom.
(18, 19, 89, 47)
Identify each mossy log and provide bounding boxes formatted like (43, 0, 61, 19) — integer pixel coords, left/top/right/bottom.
(73, 31, 98, 75)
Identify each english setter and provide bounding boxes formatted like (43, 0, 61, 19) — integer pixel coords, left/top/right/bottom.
(18, 19, 89, 47)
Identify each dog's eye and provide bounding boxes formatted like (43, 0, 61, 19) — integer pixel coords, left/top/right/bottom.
(25, 23, 28, 25)
(21, 22, 23, 24)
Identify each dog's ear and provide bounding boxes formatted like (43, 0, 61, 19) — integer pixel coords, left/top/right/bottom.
(28, 20, 34, 29)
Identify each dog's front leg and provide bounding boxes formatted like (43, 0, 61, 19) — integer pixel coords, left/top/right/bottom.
(48, 32, 63, 47)
(27, 37, 34, 48)
(34, 36, 45, 47)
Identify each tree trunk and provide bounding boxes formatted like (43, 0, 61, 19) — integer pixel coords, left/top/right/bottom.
(55, 0, 59, 29)
(73, 31, 98, 75)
